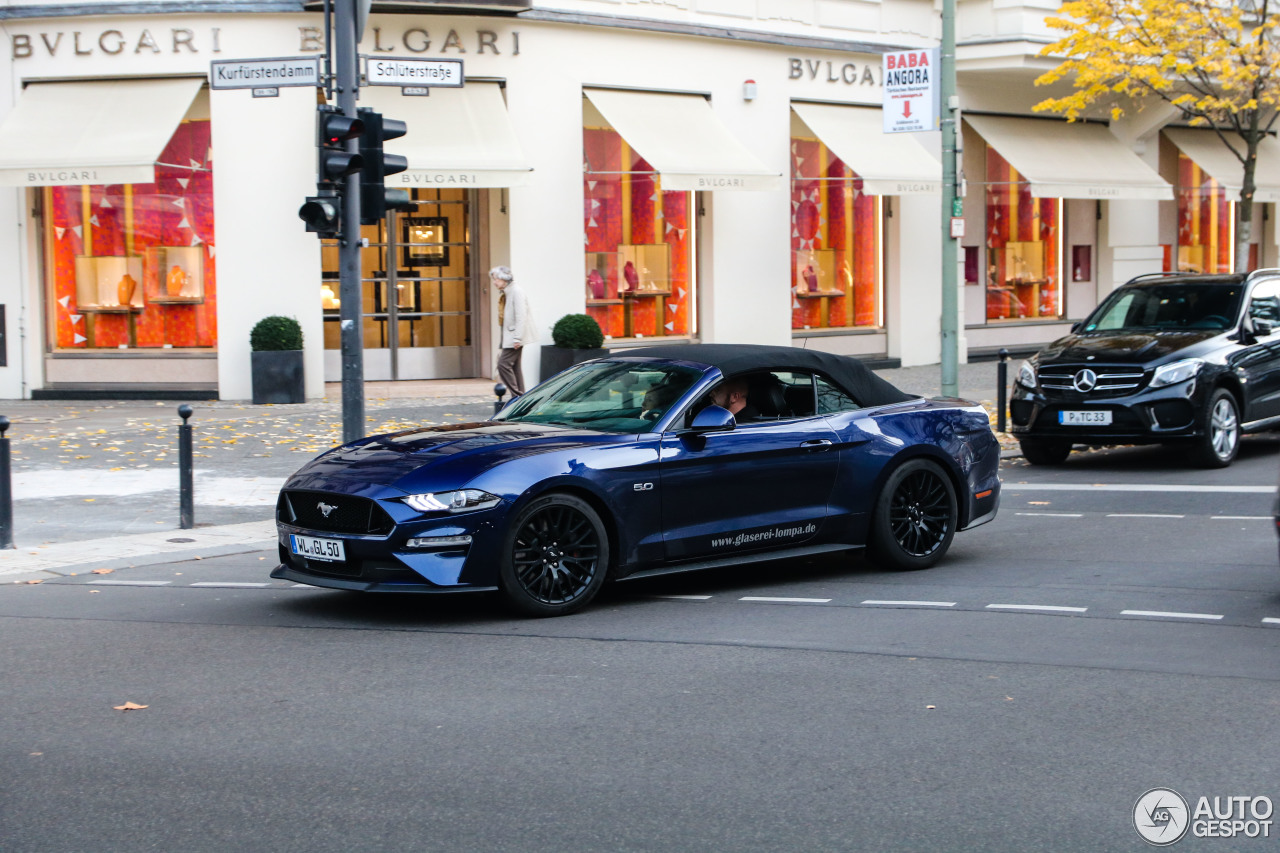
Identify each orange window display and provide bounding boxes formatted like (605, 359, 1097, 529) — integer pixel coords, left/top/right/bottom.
(42, 119, 215, 350)
(1173, 151, 1231, 274)
(790, 136, 880, 331)
(984, 147, 1060, 322)
(583, 127, 693, 340)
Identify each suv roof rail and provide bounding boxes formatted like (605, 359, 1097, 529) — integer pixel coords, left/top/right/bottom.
(1125, 271, 1189, 284)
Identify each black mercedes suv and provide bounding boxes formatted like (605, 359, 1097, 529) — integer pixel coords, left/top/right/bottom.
(1010, 270, 1280, 467)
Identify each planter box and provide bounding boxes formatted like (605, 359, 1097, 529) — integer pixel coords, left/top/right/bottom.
(251, 350, 305, 404)
(540, 345, 608, 381)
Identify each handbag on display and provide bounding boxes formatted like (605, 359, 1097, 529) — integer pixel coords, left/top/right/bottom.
(588, 269, 606, 300)
(623, 260, 639, 292)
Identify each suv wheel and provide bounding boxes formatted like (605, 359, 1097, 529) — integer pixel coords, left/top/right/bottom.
(1019, 437, 1072, 465)
(1190, 388, 1240, 468)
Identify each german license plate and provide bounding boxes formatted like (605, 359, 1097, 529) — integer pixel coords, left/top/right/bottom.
(290, 534, 345, 562)
(1058, 410, 1112, 426)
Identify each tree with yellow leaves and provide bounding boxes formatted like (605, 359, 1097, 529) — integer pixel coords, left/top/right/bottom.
(1035, 0, 1280, 272)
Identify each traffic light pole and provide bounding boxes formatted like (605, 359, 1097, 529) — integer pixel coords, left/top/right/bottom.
(335, 0, 365, 443)
(940, 0, 959, 398)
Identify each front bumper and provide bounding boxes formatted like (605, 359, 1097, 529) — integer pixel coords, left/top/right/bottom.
(272, 497, 507, 592)
(1009, 375, 1206, 445)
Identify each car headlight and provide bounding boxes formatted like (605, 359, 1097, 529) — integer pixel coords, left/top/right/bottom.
(1150, 358, 1204, 388)
(402, 489, 501, 514)
(1017, 360, 1037, 389)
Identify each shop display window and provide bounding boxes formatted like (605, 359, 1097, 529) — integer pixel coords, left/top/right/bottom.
(319, 188, 472, 354)
(984, 147, 1060, 322)
(42, 119, 215, 349)
(583, 126, 693, 340)
(1174, 151, 1231, 273)
(790, 136, 881, 331)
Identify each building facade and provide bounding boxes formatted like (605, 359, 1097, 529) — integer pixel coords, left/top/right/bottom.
(0, 0, 1276, 399)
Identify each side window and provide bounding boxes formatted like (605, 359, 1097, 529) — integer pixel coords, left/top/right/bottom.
(1248, 280, 1280, 326)
(815, 375, 860, 414)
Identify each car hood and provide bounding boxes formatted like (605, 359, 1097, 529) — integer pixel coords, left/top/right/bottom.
(1037, 330, 1220, 365)
(283, 421, 628, 495)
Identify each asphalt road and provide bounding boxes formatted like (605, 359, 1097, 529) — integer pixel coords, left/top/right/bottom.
(3, 437, 1280, 851)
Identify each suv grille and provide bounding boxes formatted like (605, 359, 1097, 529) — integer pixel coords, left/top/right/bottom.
(1038, 364, 1148, 399)
(277, 490, 394, 535)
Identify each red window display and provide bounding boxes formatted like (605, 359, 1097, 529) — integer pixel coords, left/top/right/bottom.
(985, 147, 1060, 322)
(1174, 151, 1231, 273)
(42, 119, 216, 350)
(790, 136, 880, 331)
(583, 126, 693, 340)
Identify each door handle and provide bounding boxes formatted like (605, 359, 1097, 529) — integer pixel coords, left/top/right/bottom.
(800, 439, 833, 450)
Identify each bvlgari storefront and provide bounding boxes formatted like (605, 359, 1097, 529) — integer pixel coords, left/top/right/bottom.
(0, 5, 959, 400)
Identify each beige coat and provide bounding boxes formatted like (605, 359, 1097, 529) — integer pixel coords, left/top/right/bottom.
(499, 282, 534, 349)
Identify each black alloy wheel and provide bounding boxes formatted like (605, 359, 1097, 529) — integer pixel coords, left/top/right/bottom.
(869, 459, 958, 571)
(499, 493, 610, 617)
(1019, 437, 1072, 465)
(1190, 387, 1240, 468)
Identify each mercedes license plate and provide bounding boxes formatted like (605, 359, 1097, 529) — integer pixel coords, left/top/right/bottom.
(290, 534, 346, 562)
(1058, 410, 1112, 426)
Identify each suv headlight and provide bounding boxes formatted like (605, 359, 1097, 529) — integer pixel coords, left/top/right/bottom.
(1016, 360, 1037, 389)
(402, 489, 501, 514)
(1150, 358, 1204, 388)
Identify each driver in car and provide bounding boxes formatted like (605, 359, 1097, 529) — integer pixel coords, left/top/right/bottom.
(709, 377, 758, 422)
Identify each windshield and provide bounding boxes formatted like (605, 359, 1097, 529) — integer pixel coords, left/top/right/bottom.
(494, 361, 703, 433)
(1082, 283, 1242, 332)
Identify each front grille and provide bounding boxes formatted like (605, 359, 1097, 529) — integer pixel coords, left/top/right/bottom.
(1039, 364, 1148, 400)
(277, 490, 394, 535)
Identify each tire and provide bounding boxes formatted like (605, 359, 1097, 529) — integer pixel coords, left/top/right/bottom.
(1019, 437, 1072, 465)
(868, 459, 958, 571)
(498, 493, 610, 617)
(1190, 388, 1240, 468)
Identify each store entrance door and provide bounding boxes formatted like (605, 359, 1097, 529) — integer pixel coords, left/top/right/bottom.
(321, 188, 480, 381)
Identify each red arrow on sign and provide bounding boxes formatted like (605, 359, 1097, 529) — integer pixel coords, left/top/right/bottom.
(903, 100, 913, 118)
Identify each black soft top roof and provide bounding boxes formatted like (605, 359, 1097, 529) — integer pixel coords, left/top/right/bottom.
(608, 343, 917, 408)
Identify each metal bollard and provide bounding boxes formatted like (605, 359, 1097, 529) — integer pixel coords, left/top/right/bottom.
(0, 416, 12, 549)
(493, 383, 507, 416)
(178, 404, 194, 530)
(996, 348, 1009, 434)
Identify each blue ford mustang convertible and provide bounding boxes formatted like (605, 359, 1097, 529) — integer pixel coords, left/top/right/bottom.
(272, 345, 1001, 616)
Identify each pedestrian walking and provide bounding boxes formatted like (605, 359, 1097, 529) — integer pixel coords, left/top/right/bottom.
(491, 265, 533, 396)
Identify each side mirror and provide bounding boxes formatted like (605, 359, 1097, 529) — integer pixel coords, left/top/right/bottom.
(1254, 318, 1274, 338)
(1070, 322, 1081, 333)
(682, 405, 736, 434)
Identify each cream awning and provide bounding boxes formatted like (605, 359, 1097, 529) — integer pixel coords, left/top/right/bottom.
(0, 78, 204, 186)
(584, 88, 782, 192)
(791, 102, 940, 195)
(966, 115, 1173, 201)
(361, 82, 531, 188)
(1163, 127, 1280, 203)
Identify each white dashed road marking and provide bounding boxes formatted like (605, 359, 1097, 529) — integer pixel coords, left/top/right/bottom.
(1106, 513, 1184, 519)
(986, 604, 1088, 613)
(1262, 618, 1280, 625)
(1015, 512, 1083, 518)
(655, 594, 714, 601)
(190, 582, 271, 588)
(1120, 610, 1224, 621)
(89, 580, 171, 586)
(1212, 516, 1271, 521)
(1007, 484, 1275, 493)
(861, 600, 956, 607)
(740, 596, 832, 604)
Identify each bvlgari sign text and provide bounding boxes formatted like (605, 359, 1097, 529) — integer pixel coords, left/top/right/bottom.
(11, 27, 222, 59)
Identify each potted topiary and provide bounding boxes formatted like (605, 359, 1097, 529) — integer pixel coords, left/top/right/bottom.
(540, 313, 608, 379)
(250, 315, 305, 404)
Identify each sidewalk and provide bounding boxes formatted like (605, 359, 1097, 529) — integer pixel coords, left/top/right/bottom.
(0, 361, 1013, 584)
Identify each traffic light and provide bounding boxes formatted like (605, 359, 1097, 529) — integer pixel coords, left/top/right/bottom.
(357, 108, 414, 224)
(317, 105, 363, 186)
(299, 106, 364, 237)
